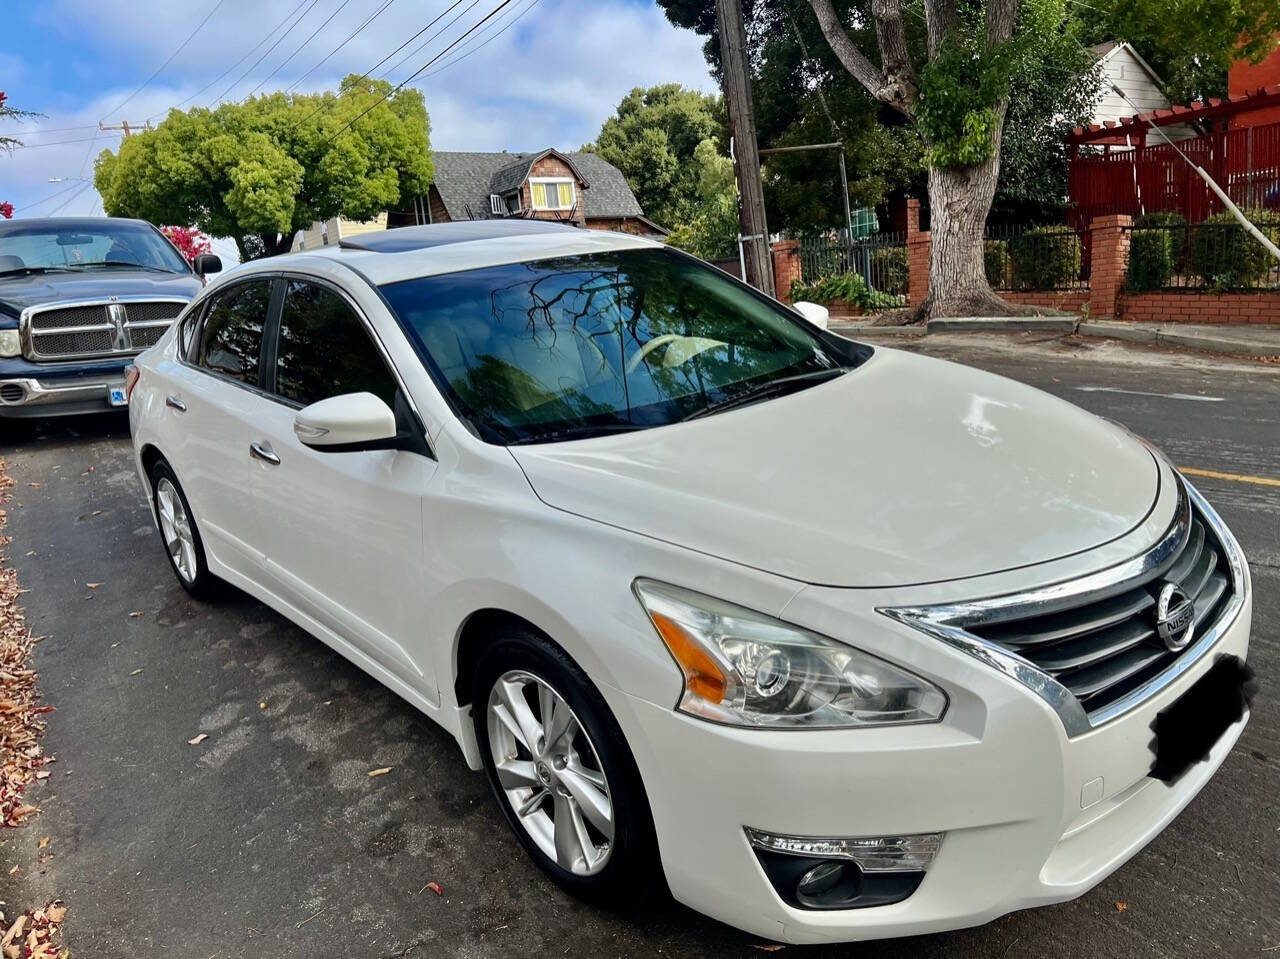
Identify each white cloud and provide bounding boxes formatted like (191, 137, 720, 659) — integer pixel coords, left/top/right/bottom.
(4, 0, 714, 218)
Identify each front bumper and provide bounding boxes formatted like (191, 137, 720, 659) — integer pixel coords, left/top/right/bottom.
(0, 367, 128, 418)
(606, 593, 1250, 943)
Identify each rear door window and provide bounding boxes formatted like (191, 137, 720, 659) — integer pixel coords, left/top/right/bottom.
(197, 280, 272, 386)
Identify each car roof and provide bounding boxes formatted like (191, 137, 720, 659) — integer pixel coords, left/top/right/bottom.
(257, 221, 665, 286)
(0, 216, 159, 234)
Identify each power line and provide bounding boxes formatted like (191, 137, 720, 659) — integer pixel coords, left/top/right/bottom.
(286, 0, 468, 132)
(155, 0, 315, 118)
(242, 0, 359, 101)
(416, 0, 541, 82)
(102, 0, 231, 120)
(13, 179, 92, 213)
(212, 0, 325, 105)
(48, 180, 96, 216)
(11, 133, 125, 150)
(285, 0, 399, 93)
(6, 124, 101, 136)
(327, 0, 518, 145)
(382, 0, 483, 80)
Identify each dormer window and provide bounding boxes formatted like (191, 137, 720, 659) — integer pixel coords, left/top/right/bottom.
(530, 178, 575, 211)
(489, 194, 504, 215)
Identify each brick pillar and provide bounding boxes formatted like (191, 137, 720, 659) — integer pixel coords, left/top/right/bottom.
(1088, 214, 1132, 319)
(771, 239, 801, 304)
(905, 199, 930, 307)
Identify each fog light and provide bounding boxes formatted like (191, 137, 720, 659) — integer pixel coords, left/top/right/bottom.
(797, 860, 847, 897)
(746, 828, 943, 872)
(0, 330, 19, 358)
(746, 828, 943, 910)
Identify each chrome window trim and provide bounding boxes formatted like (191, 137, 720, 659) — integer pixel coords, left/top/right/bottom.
(880, 475, 1248, 738)
(19, 296, 191, 361)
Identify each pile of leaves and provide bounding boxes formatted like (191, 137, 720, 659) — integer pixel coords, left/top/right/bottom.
(0, 465, 51, 827)
(1, 902, 67, 959)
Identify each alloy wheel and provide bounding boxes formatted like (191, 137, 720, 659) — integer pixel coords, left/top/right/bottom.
(156, 477, 197, 584)
(486, 669, 614, 876)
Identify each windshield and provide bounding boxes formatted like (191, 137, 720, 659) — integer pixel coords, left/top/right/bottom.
(0, 222, 189, 275)
(380, 248, 859, 444)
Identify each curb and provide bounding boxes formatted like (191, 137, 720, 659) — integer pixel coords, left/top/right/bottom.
(829, 323, 923, 336)
(1079, 321, 1280, 358)
(925, 316, 1078, 333)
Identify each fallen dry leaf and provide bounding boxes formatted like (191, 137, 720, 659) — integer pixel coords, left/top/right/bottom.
(25, 483, 39, 489)
(751, 946, 785, 953)
(258, 701, 266, 710)
(367, 767, 393, 778)
(37, 836, 48, 849)
(425, 881, 443, 896)
(85, 583, 101, 590)
(128, 611, 143, 618)
(187, 734, 208, 746)
(1115, 900, 1128, 912)
(129, 668, 143, 676)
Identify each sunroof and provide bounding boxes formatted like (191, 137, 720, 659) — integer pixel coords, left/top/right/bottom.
(338, 220, 580, 253)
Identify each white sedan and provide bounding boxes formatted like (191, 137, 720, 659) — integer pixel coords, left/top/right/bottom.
(127, 221, 1252, 944)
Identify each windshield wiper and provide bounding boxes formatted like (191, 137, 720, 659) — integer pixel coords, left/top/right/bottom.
(88, 262, 181, 274)
(507, 422, 653, 445)
(680, 367, 848, 422)
(0, 266, 77, 277)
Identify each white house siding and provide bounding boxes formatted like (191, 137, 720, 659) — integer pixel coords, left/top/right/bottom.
(1093, 44, 1197, 144)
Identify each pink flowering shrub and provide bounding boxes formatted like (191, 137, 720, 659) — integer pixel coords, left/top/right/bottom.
(0, 201, 12, 219)
(160, 225, 212, 264)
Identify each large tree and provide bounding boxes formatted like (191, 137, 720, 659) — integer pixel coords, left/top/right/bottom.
(94, 76, 432, 260)
(584, 84, 726, 229)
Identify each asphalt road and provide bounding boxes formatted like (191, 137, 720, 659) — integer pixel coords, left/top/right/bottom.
(1, 332, 1277, 958)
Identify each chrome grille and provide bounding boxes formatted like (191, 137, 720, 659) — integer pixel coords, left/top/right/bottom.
(966, 505, 1233, 715)
(886, 477, 1248, 736)
(23, 299, 186, 360)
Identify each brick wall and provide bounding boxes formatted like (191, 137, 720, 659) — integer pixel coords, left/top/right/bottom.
(1089, 214, 1130, 318)
(1118, 291, 1280, 324)
(771, 240, 801, 304)
(905, 199, 930, 307)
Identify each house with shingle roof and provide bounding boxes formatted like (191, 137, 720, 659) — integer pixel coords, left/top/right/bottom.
(294, 147, 666, 251)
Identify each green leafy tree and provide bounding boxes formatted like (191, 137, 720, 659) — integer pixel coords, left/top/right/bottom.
(584, 84, 726, 228)
(666, 137, 741, 259)
(94, 76, 432, 260)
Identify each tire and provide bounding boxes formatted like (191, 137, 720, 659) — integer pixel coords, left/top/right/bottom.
(472, 628, 661, 907)
(149, 460, 218, 599)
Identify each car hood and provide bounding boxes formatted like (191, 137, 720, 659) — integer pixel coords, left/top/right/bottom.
(0, 270, 201, 319)
(509, 348, 1161, 588)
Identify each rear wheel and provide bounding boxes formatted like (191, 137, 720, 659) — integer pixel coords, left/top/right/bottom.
(150, 461, 217, 599)
(472, 628, 660, 905)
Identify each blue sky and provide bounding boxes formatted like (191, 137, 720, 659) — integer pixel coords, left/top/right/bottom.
(1, 0, 714, 240)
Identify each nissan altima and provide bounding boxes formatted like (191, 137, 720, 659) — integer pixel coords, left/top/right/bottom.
(127, 220, 1252, 944)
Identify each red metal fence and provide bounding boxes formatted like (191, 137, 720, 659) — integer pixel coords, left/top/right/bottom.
(1069, 120, 1280, 229)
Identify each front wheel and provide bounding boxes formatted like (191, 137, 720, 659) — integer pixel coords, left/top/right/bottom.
(472, 629, 660, 905)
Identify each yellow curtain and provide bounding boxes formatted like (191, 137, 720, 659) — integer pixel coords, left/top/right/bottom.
(531, 183, 548, 208)
(557, 182, 573, 208)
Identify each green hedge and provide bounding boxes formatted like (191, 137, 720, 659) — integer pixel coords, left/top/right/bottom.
(984, 240, 1010, 288)
(1008, 227, 1082, 290)
(1189, 210, 1280, 291)
(790, 273, 901, 311)
(1126, 229, 1175, 291)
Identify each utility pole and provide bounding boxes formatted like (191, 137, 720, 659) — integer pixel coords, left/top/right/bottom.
(98, 120, 152, 138)
(715, 0, 775, 297)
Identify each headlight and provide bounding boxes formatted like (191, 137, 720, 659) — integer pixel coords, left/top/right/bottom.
(0, 329, 19, 358)
(634, 579, 947, 728)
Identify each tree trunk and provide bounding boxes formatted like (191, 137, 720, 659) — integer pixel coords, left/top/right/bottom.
(915, 116, 1043, 319)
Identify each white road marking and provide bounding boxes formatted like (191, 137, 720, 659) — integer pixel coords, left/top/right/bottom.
(1074, 386, 1225, 402)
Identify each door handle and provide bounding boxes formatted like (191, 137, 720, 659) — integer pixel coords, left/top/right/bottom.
(249, 441, 281, 466)
(165, 394, 187, 412)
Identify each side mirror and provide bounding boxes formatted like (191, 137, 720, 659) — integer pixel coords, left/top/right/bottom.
(193, 253, 223, 277)
(792, 301, 830, 330)
(294, 392, 397, 451)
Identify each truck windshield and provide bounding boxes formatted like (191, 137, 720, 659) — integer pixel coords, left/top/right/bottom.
(0, 222, 189, 275)
(380, 248, 861, 444)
